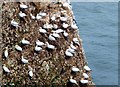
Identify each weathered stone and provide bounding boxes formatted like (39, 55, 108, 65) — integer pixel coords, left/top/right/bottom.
(1, 1, 95, 87)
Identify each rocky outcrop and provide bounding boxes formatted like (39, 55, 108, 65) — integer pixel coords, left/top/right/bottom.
(1, 1, 95, 86)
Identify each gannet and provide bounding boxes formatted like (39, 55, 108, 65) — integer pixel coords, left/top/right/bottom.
(39, 27, 47, 33)
(4, 47, 8, 58)
(63, 31, 69, 37)
(71, 66, 80, 72)
(48, 34, 56, 41)
(46, 42, 55, 50)
(35, 46, 42, 52)
(18, 11, 26, 18)
(15, 45, 22, 52)
(11, 20, 19, 27)
(20, 4, 28, 9)
(63, 23, 69, 28)
(65, 49, 73, 57)
(21, 38, 30, 45)
(36, 40, 45, 46)
(80, 79, 89, 84)
(21, 56, 28, 64)
(3, 65, 10, 73)
(84, 65, 91, 71)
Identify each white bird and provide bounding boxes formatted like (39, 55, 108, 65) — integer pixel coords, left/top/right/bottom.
(18, 11, 26, 18)
(71, 66, 80, 72)
(60, 17, 67, 22)
(52, 33, 61, 38)
(36, 14, 42, 20)
(35, 46, 42, 52)
(21, 56, 28, 64)
(46, 42, 55, 50)
(29, 70, 33, 77)
(30, 13, 35, 19)
(71, 23, 78, 29)
(68, 47, 75, 54)
(20, 4, 28, 9)
(43, 23, 52, 29)
(69, 78, 78, 85)
(63, 2, 70, 8)
(73, 38, 79, 42)
(11, 20, 19, 27)
(63, 31, 69, 37)
(15, 45, 22, 52)
(73, 38, 80, 45)
(65, 49, 73, 57)
(63, 23, 69, 28)
(3, 65, 10, 73)
(83, 73, 89, 79)
(53, 24, 58, 29)
(39, 12, 47, 17)
(80, 80, 89, 84)
(48, 34, 56, 41)
(51, 16, 56, 21)
(84, 65, 91, 71)
(39, 27, 47, 33)
(36, 40, 45, 46)
(70, 43, 77, 50)
(52, 29, 64, 34)
(21, 38, 30, 45)
(4, 47, 8, 58)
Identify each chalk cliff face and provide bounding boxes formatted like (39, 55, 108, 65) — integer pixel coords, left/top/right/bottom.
(1, 1, 94, 86)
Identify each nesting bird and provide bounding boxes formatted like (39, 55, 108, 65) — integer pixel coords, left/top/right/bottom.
(36, 40, 45, 46)
(80, 79, 89, 84)
(28, 67, 33, 78)
(52, 29, 64, 34)
(63, 23, 69, 29)
(84, 65, 91, 71)
(39, 27, 47, 33)
(43, 23, 52, 29)
(36, 14, 42, 20)
(48, 34, 56, 41)
(73, 38, 80, 45)
(71, 66, 80, 72)
(21, 38, 30, 45)
(70, 43, 77, 50)
(20, 4, 28, 9)
(63, 2, 70, 8)
(11, 20, 19, 27)
(69, 78, 78, 85)
(71, 23, 78, 29)
(60, 17, 67, 22)
(29, 70, 33, 77)
(51, 16, 56, 21)
(83, 73, 89, 79)
(65, 49, 73, 57)
(15, 45, 22, 52)
(46, 42, 55, 50)
(63, 31, 69, 37)
(68, 47, 76, 54)
(35, 46, 42, 52)
(21, 56, 28, 64)
(39, 12, 47, 17)
(4, 47, 8, 58)
(18, 11, 26, 18)
(52, 33, 61, 38)
(3, 65, 10, 73)
(30, 13, 36, 19)
(53, 24, 58, 29)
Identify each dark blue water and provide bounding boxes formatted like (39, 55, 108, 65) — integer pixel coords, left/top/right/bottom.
(71, 2, 118, 85)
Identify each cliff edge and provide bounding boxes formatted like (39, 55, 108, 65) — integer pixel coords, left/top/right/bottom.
(1, 1, 95, 87)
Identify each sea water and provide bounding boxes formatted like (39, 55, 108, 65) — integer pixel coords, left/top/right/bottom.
(71, 2, 118, 85)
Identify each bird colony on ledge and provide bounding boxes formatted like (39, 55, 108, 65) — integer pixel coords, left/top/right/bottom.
(1, 1, 93, 86)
